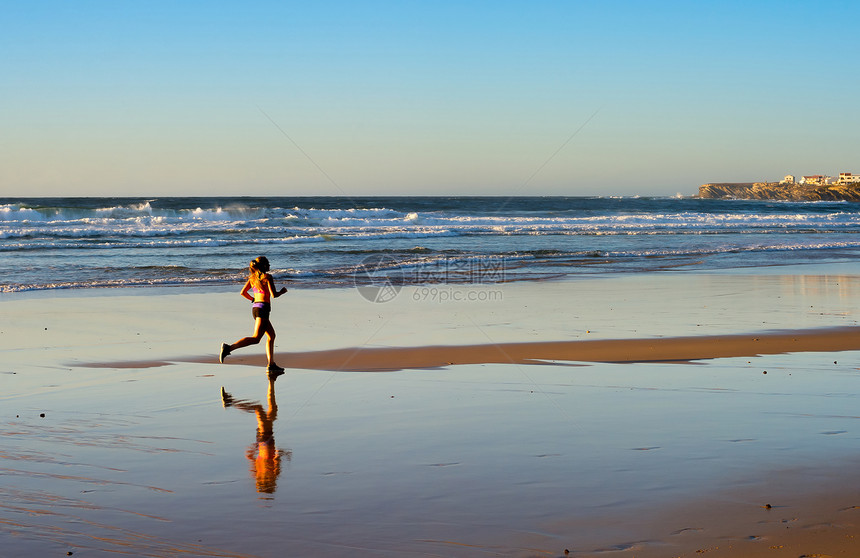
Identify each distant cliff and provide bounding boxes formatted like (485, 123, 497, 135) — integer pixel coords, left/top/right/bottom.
(698, 182, 860, 201)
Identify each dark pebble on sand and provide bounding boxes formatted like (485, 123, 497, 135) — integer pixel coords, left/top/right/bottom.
(40, 413, 45, 418)
(764, 503, 772, 509)
(763, 371, 767, 374)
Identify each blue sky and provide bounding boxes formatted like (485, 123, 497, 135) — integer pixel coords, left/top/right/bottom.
(2, 1, 858, 197)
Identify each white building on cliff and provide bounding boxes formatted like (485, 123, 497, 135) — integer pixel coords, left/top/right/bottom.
(772, 172, 855, 185)
(801, 175, 826, 185)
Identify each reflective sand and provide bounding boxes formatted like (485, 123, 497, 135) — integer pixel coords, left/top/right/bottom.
(3, 266, 860, 557)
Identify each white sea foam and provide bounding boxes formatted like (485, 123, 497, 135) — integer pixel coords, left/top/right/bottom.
(0, 205, 50, 221)
(92, 202, 155, 219)
(6, 200, 860, 233)
(5, 196, 860, 293)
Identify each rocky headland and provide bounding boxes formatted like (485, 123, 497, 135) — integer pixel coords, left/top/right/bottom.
(698, 182, 860, 201)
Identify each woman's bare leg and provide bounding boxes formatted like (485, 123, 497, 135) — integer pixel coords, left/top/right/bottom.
(230, 318, 266, 351)
(222, 318, 281, 370)
(264, 322, 277, 366)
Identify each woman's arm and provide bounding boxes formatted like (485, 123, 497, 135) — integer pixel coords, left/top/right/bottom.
(267, 274, 288, 298)
(240, 279, 254, 302)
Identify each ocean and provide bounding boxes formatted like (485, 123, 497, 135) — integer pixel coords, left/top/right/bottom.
(3, 196, 860, 294)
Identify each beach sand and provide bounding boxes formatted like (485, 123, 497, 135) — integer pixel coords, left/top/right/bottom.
(3, 266, 860, 557)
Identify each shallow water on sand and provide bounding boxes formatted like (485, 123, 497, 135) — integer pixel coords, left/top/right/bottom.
(3, 269, 860, 556)
(3, 347, 860, 557)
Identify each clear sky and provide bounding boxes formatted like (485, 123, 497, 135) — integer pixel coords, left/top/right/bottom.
(2, 1, 858, 197)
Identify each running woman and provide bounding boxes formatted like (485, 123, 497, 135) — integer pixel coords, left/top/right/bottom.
(219, 256, 287, 373)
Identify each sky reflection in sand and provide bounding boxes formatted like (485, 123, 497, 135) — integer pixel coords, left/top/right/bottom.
(3, 270, 860, 556)
(5, 349, 860, 556)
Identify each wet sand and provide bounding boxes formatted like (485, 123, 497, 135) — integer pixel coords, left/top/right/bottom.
(81, 325, 860, 371)
(3, 267, 860, 556)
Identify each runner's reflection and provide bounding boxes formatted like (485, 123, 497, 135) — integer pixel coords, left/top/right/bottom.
(221, 373, 291, 494)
